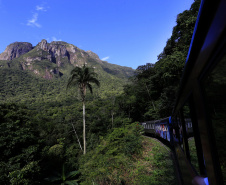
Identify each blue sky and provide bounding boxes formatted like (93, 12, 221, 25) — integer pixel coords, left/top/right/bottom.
(0, 0, 195, 69)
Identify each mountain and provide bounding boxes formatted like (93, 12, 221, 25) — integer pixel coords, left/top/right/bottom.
(0, 40, 134, 80)
(0, 40, 134, 105)
(0, 42, 33, 61)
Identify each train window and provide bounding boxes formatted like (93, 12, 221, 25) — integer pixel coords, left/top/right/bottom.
(202, 54, 226, 183)
(183, 102, 200, 174)
(172, 116, 182, 147)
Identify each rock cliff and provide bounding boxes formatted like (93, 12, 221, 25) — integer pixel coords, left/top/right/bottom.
(0, 42, 33, 60)
(0, 40, 134, 80)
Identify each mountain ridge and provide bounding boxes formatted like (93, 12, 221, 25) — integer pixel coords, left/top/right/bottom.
(0, 40, 134, 80)
(0, 40, 134, 104)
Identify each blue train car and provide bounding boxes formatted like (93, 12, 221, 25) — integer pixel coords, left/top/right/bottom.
(140, 120, 155, 134)
(141, 117, 173, 142)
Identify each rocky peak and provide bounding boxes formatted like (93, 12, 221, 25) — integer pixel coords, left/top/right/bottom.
(38, 39, 48, 51)
(37, 40, 69, 58)
(50, 41, 68, 45)
(0, 42, 33, 60)
(86, 50, 102, 62)
(0, 40, 134, 80)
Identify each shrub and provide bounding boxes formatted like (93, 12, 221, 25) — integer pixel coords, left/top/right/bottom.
(78, 123, 143, 184)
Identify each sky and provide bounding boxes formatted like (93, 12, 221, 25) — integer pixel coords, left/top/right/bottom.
(0, 0, 195, 69)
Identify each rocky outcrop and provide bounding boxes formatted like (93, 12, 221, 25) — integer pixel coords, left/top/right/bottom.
(38, 39, 48, 51)
(36, 40, 100, 66)
(43, 68, 63, 79)
(36, 40, 72, 66)
(86, 50, 102, 63)
(0, 40, 94, 67)
(38, 40, 69, 57)
(0, 39, 134, 80)
(0, 42, 33, 60)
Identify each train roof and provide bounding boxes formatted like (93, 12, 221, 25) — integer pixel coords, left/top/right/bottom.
(140, 117, 170, 125)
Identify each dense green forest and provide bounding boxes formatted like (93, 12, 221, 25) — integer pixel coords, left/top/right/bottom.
(0, 0, 200, 184)
(120, 0, 200, 121)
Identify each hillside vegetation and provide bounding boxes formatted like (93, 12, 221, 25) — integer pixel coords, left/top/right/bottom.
(0, 39, 134, 105)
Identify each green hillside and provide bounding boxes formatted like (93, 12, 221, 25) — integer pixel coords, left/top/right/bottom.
(0, 40, 134, 106)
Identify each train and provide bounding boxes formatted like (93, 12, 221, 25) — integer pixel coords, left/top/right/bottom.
(141, 0, 226, 184)
(141, 117, 192, 143)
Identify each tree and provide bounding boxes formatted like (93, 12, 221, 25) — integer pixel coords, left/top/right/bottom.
(67, 64, 100, 154)
(0, 104, 42, 184)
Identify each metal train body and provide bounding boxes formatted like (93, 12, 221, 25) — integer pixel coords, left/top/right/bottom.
(141, 0, 226, 184)
(141, 117, 171, 141)
(141, 117, 192, 143)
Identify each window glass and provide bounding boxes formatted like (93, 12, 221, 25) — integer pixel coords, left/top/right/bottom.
(172, 116, 182, 146)
(203, 54, 226, 183)
(183, 103, 200, 173)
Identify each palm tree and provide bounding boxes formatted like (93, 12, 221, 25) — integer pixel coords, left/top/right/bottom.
(67, 64, 100, 154)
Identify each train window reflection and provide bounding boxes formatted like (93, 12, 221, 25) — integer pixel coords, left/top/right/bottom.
(183, 103, 200, 173)
(203, 54, 226, 183)
(172, 116, 182, 146)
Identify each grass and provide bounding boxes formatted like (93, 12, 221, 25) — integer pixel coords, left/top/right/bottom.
(79, 134, 178, 185)
(130, 136, 177, 185)
(188, 137, 199, 172)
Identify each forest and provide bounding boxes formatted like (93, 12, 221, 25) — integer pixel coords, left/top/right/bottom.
(0, 0, 200, 184)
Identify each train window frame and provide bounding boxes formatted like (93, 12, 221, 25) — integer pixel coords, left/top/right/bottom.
(189, 95, 207, 176)
(172, 0, 226, 183)
(199, 48, 226, 184)
(179, 110, 191, 161)
(176, 100, 206, 176)
(196, 9, 226, 183)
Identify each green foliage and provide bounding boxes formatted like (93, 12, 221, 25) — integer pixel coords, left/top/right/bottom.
(118, 0, 201, 121)
(45, 164, 79, 185)
(78, 123, 143, 184)
(9, 161, 40, 185)
(0, 104, 42, 184)
(102, 60, 134, 79)
(67, 64, 100, 101)
(48, 143, 65, 163)
(188, 138, 199, 171)
(152, 0, 200, 117)
(67, 64, 101, 155)
(79, 134, 177, 185)
(141, 138, 177, 185)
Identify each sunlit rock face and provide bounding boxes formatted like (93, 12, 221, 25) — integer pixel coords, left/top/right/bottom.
(0, 40, 134, 79)
(36, 40, 85, 66)
(0, 42, 33, 60)
(0, 40, 99, 67)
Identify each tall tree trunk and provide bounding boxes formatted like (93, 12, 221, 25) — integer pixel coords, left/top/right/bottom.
(71, 123, 83, 151)
(83, 101, 86, 154)
(111, 111, 114, 128)
(145, 82, 156, 110)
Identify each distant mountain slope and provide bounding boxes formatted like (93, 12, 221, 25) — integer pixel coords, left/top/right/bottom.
(0, 40, 134, 104)
(0, 40, 134, 79)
